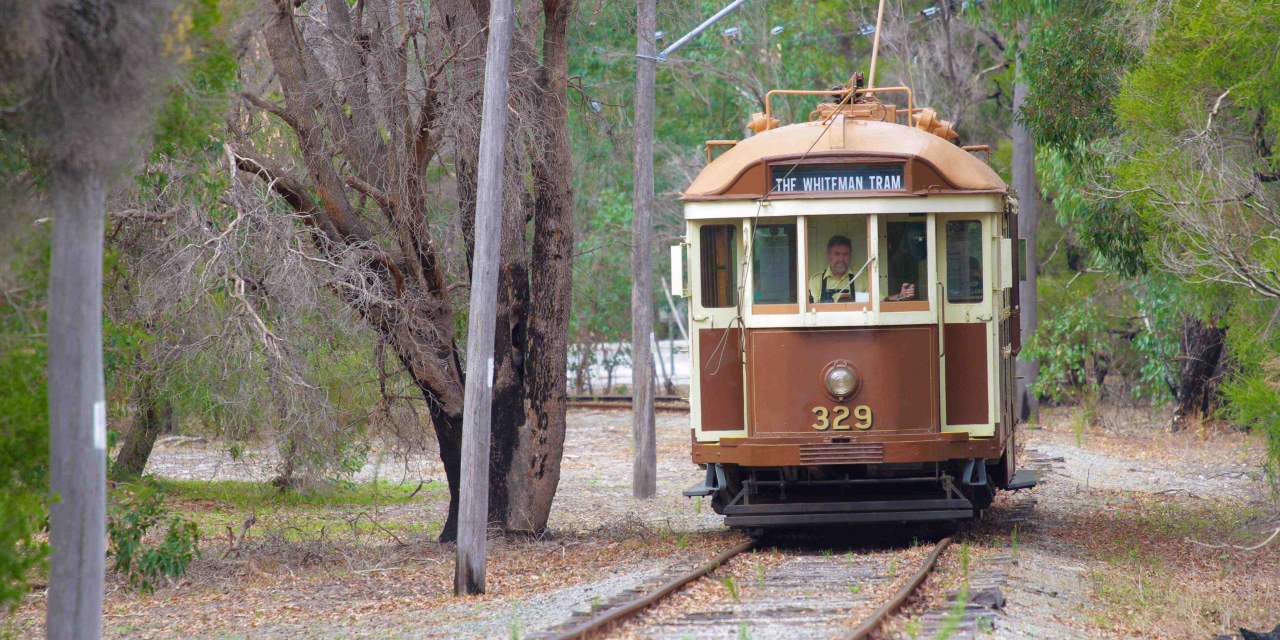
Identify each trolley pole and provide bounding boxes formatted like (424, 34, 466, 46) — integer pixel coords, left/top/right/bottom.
(631, 0, 658, 499)
(631, 0, 749, 500)
(455, 0, 515, 596)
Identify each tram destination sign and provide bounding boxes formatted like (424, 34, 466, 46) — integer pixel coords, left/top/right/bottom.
(769, 163, 905, 194)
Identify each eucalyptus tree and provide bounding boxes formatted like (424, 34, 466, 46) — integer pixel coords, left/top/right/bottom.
(234, 0, 575, 540)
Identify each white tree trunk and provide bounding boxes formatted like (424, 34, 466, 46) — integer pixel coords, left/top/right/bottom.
(454, 0, 514, 596)
(631, 0, 658, 500)
(46, 168, 106, 640)
(1012, 71, 1040, 424)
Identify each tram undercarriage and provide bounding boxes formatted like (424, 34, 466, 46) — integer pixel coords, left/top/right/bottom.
(685, 462, 1037, 528)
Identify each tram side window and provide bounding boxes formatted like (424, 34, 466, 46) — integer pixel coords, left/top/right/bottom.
(883, 219, 929, 302)
(751, 223, 797, 304)
(946, 220, 984, 303)
(699, 225, 737, 308)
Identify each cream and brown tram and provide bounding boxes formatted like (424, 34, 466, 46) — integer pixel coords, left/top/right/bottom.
(675, 79, 1036, 529)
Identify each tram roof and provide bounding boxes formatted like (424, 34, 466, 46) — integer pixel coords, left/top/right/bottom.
(683, 116, 1006, 201)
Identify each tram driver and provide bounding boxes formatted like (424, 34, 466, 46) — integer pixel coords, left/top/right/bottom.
(808, 235, 916, 303)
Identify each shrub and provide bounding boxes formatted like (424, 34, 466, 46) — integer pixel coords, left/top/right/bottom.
(0, 345, 49, 613)
(108, 482, 200, 593)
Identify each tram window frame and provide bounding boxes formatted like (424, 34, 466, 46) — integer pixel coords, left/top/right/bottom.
(878, 214, 931, 312)
(698, 224, 738, 309)
(945, 218, 986, 304)
(804, 215, 871, 312)
(750, 221, 799, 312)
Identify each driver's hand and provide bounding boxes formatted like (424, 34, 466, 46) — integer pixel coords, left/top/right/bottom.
(899, 283, 916, 300)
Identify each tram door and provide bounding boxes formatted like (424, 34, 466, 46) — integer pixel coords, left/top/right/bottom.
(938, 215, 995, 435)
(689, 221, 747, 437)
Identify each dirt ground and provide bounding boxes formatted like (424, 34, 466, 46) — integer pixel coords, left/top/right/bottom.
(8, 404, 1280, 639)
(891, 403, 1280, 640)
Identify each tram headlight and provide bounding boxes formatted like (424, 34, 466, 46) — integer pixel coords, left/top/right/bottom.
(825, 365, 856, 399)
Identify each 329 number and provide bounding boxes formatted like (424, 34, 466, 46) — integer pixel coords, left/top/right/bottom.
(811, 405, 873, 431)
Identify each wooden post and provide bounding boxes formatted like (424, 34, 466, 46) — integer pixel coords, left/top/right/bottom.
(1012, 57, 1040, 425)
(455, 0, 515, 596)
(631, 0, 658, 500)
(867, 0, 888, 89)
(46, 168, 107, 640)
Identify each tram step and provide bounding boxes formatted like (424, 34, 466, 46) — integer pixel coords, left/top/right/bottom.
(1007, 469, 1038, 490)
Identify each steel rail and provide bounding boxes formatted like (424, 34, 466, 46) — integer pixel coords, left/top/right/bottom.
(566, 395, 689, 413)
(545, 534, 953, 639)
(843, 536, 954, 640)
(545, 538, 756, 640)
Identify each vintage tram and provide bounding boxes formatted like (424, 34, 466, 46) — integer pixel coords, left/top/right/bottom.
(675, 78, 1036, 529)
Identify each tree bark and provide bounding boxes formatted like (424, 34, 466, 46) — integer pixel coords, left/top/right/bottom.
(1012, 65, 1040, 424)
(630, 0, 658, 500)
(47, 167, 106, 640)
(504, 0, 576, 533)
(246, 0, 575, 543)
(1172, 315, 1227, 430)
(110, 374, 173, 481)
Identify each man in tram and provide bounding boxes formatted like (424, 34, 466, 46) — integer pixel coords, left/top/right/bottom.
(807, 235, 863, 303)
(808, 235, 916, 303)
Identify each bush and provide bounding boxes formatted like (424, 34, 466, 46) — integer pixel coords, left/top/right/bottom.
(0, 227, 51, 613)
(108, 482, 200, 593)
(1221, 299, 1280, 483)
(0, 345, 49, 613)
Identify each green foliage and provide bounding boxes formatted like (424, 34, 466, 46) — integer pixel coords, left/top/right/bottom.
(153, 478, 436, 510)
(1220, 299, 1280, 482)
(1036, 143, 1146, 276)
(1110, 0, 1280, 248)
(0, 229, 49, 613)
(1023, 266, 1182, 404)
(107, 481, 201, 593)
(152, 0, 239, 158)
(721, 575, 740, 602)
(1128, 276, 1185, 400)
(1115, 0, 1280, 156)
(1022, 276, 1110, 402)
(1017, 1, 1136, 152)
(0, 344, 49, 613)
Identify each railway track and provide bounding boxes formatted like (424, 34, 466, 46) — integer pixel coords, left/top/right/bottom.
(539, 535, 952, 640)
(566, 394, 690, 413)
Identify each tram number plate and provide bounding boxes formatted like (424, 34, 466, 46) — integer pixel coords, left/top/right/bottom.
(810, 405, 873, 431)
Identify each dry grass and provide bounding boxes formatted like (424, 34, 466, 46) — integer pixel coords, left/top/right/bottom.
(9, 409, 716, 638)
(1035, 404, 1268, 470)
(1056, 492, 1280, 637)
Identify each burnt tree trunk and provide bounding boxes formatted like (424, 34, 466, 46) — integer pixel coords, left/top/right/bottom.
(110, 375, 173, 481)
(505, 0, 575, 533)
(1172, 315, 1227, 430)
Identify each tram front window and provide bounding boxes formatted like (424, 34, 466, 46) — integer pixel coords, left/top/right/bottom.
(751, 223, 797, 304)
(806, 215, 869, 305)
(881, 218, 928, 303)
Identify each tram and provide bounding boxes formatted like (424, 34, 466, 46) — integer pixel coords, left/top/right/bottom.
(675, 75, 1036, 529)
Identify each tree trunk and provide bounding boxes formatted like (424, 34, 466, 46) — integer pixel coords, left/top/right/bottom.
(630, 0, 658, 500)
(1012, 66, 1040, 424)
(110, 375, 173, 481)
(248, 0, 576, 543)
(1172, 315, 1227, 430)
(47, 167, 107, 640)
(504, 0, 575, 533)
